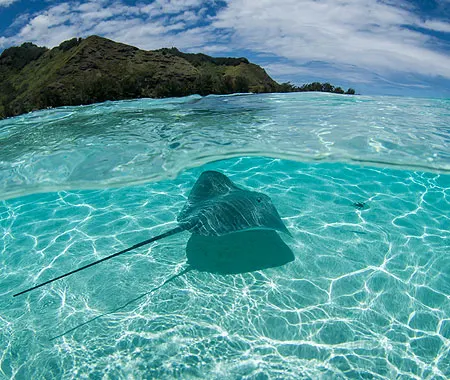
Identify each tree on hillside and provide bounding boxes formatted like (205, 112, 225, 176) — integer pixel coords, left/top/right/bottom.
(0, 42, 48, 69)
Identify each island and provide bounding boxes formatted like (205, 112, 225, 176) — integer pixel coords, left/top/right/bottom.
(0, 35, 356, 119)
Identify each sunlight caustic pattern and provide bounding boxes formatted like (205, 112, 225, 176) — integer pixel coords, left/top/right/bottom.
(1, 157, 449, 378)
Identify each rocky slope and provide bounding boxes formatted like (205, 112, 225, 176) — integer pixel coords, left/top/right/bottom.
(0, 35, 280, 118)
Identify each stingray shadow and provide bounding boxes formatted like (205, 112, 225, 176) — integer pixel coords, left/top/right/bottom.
(187, 229, 294, 274)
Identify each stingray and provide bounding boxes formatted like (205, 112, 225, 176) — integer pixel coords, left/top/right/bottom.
(14, 170, 292, 298)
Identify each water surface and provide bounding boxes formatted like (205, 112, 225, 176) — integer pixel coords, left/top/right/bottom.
(1, 93, 449, 200)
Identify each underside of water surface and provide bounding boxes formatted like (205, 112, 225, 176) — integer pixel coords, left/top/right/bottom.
(0, 93, 449, 379)
(0, 93, 449, 200)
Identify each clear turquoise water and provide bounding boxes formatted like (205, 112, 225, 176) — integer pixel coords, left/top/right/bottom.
(0, 93, 449, 378)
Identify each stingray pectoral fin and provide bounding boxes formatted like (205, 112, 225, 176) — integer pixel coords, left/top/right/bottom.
(278, 223, 292, 237)
(13, 226, 185, 298)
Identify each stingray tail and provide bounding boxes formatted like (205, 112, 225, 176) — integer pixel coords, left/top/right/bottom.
(13, 226, 185, 297)
(50, 266, 192, 340)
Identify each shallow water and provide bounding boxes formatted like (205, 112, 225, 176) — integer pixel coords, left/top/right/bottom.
(1, 94, 450, 379)
(1, 157, 449, 379)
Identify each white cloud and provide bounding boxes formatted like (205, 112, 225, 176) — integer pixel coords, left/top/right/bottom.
(16, 3, 78, 47)
(212, 0, 450, 79)
(419, 20, 450, 33)
(9, 12, 31, 29)
(171, 9, 204, 23)
(263, 62, 374, 84)
(148, 0, 206, 15)
(2, 0, 212, 50)
(0, 0, 18, 7)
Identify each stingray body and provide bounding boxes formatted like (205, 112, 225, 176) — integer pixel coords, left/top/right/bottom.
(179, 171, 291, 236)
(14, 170, 292, 297)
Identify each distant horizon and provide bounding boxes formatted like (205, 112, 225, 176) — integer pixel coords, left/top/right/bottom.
(1, 0, 450, 98)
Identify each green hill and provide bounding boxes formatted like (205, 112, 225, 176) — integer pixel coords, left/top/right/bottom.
(0, 35, 280, 118)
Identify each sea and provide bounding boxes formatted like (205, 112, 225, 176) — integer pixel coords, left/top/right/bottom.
(0, 92, 449, 379)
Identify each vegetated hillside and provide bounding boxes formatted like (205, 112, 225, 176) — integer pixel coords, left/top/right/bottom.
(0, 35, 280, 118)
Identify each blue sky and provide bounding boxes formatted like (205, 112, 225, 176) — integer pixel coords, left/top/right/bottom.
(1, 0, 450, 97)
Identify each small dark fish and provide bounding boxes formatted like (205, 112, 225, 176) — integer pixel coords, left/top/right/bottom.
(353, 201, 367, 210)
